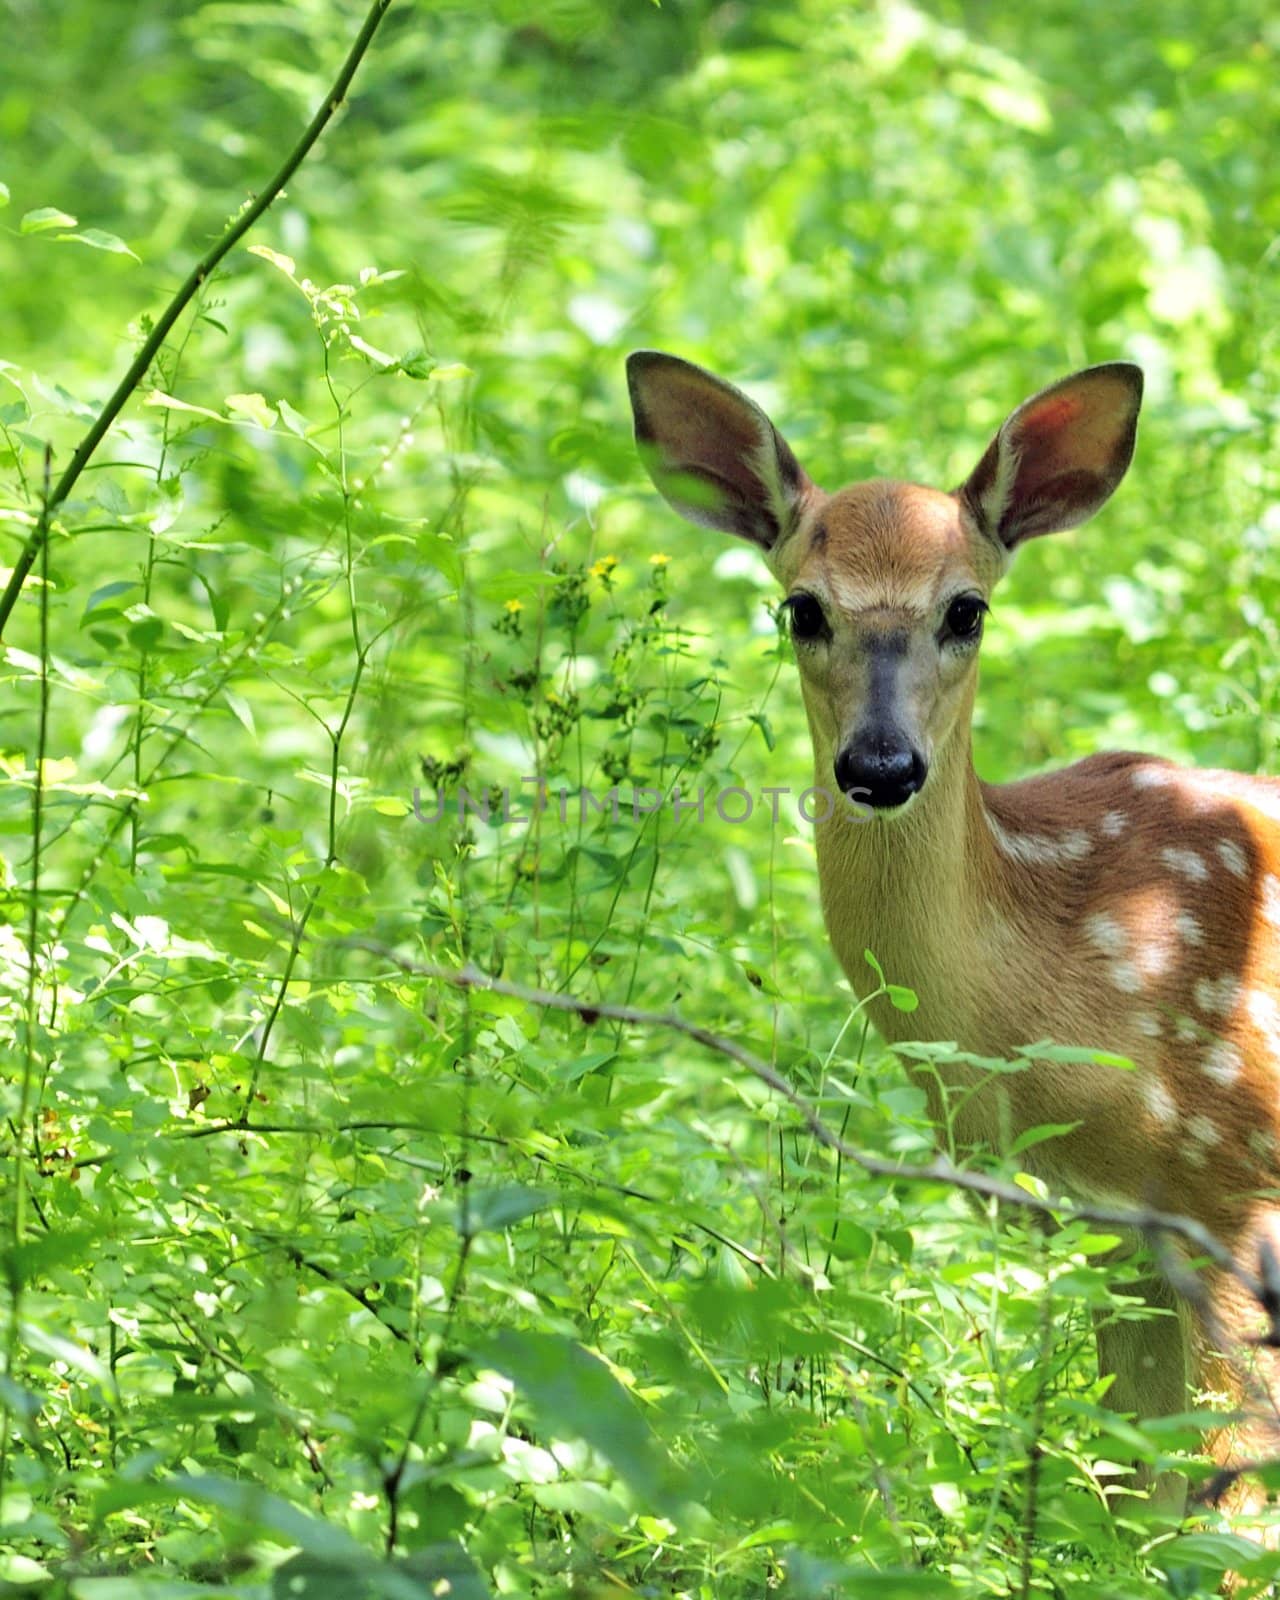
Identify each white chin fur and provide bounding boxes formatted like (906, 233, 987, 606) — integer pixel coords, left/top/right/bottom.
(837, 788, 922, 823)
(867, 790, 921, 823)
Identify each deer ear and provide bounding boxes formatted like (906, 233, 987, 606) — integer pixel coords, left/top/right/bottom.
(626, 351, 815, 551)
(961, 363, 1143, 550)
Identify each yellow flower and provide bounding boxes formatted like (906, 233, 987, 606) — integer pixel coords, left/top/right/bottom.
(504, 599, 524, 613)
(649, 553, 671, 567)
(590, 555, 619, 578)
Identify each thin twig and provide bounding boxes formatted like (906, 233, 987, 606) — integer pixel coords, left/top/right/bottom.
(0, 0, 396, 643)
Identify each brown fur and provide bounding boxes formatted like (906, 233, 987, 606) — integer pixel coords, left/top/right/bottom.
(628, 352, 1280, 1543)
(782, 482, 1280, 1521)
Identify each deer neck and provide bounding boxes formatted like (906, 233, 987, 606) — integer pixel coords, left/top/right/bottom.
(812, 725, 1005, 1041)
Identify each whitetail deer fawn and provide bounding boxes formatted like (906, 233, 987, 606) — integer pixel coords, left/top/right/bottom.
(627, 351, 1280, 1531)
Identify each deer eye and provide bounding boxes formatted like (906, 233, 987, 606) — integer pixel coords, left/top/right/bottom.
(785, 593, 828, 643)
(943, 594, 987, 643)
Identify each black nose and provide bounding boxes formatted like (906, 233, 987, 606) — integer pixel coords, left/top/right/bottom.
(834, 740, 927, 810)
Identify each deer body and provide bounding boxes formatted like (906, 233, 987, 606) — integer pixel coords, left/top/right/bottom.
(627, 352, 1280, 1525)
(820, 744, 1280, 1209)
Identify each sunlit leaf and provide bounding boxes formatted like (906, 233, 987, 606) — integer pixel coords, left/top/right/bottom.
(226, 392, 276, 429)
(55, 227, 140, 260)
(20, 205, 76, 233)
(246, 242, 297, 278)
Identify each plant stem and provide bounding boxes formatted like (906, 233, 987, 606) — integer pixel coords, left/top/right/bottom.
(0, 450, 53, 1509)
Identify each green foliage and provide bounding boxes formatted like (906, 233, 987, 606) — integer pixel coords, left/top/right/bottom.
(1, 0, 1278, 1595)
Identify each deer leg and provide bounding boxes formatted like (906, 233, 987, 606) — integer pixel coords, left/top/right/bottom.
(1094, 1263, 1193, 1518)
(1191, 1222, 1280, 1538)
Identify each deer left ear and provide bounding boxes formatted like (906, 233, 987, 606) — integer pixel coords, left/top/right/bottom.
(625, 350, 814, 552)
(960, 363, 1143, 550)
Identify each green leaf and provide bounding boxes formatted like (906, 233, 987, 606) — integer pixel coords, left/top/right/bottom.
(0, 1554, 51, 1584)
(784, 1553, 963, 1597)
(55, 227, 140, 261)
(20, 205, 77, 233)
(461, 1185, 553, 1237)
(127, 616, 165, 652)
(83, 580, 139, 618)
(824, 1219, 873, 1262)
(1, 1229, 99, 1288)
(69, 1580, 230, 1598)
(143, 390, 223, 422)
(723, 844, 757, 910)
(1159, 1531, 1267, 1572)
(0, 1374, 42, 1421)
(246, 243, 297, 279)
(482, 1331, 677, 1508)
(887, 983, 918, 1012)
(226, 392, 276, 429)
(552, 1049, 616, 1082)
(533, 1480, 627, 1518)
(97, 1474, 363, 1560)
(396, 349, 436, 380)
(277, 397, 311, 436)
(21, 1322, 114, 1388)
(748, 710, 775, 751)
(1018, 1041, 1135, 1069)
(222, 689, 255, 735)
(0, 181, 9, 208)
(348, 333, 396, 368)
(1008, 1121, 1082, 1157)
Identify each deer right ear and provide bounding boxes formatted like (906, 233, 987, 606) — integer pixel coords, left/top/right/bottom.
(960, 362, 1144, 551)
(626, 351, 815, 552)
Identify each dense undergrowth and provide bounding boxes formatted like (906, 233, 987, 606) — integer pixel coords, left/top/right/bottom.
(1, 1, 1279, 1594)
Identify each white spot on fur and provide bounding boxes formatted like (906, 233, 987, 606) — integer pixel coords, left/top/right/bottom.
(1182, 1143, 1208, 1169)
(1133, 766, 1175, 790)
(1083, 912, 1126, 958)
(1135, 1012, 1162, 1038)
(1100, 810, 1128, 838)
(1187, 1113, 1222, 1146)
(1194, 975, 1241, 1016)
(1135, 930, 1176, 981)
(1175, 911, 1204, 947)
(1217, 839, 1248, 878)
(1160, 847, 1209, 882)
(1142, 1077, 1177, 1125)
(1203, 1040, 1244, 1086)
(1247, 988, 1280, 1053)
(1238, 788, 1280, 824)
(1111, 961, 1142, 994)
(986, 813, 1091, 868)
(1249, 1128, 1277, 1163)
(1175, 1016, 1201, 1044)
(1263, 876, 1280, 930)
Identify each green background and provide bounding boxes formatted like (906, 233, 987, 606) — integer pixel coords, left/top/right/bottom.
(0, 1, 1277, 1594)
